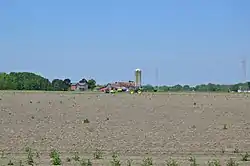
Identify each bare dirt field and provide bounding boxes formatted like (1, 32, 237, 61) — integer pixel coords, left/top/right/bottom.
(0, 91, 250, 165)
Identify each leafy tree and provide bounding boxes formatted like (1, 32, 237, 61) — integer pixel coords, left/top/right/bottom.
(0, 72, 52, 90)
(79, 78, 87, 83)
(63, 78, 71, 90)
(170, 84, 183, 91)
(87, 79, 96, 90)
(183, 85, 191, 91)
(63, 78, 71, 86)
(142, 84, 155, 92)
(51, 79, 66, 91)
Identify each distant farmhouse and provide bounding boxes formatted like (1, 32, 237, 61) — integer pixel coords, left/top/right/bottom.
(70, 82, 88, 91)
(99, 81, 135, 92)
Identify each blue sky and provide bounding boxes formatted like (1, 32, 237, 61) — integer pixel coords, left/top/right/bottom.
(0, 0, 250, 86)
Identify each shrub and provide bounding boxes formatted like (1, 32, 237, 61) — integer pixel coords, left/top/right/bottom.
(189, 156, 199, 166)
(241, 152, 250, 161)
(141, 157, 153, 166)
(226, 158, 239, 166)
(72, 152, 80, 161)
(93, 149, 103, 159)
(208, 159, 221, 166)
(166, 158, 179, 166)
(110, 152, 121, 166)
(50, 149, 61, 165)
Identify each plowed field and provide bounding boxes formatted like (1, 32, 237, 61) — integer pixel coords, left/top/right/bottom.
(0, 91, 250, 165)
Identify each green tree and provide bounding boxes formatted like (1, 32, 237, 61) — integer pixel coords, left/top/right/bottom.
(87, 79, 96, 90)
(170, 84, 183, 91)
(142, 84, 155, 92)
(63, 78, 71, 90)
(0, 72, 52, 90)
(79, 78, 87, 83)
(52, 79, 67, 91)
(183, 85, 191, 91)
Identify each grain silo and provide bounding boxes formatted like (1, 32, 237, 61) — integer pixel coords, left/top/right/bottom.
(135, 68, 142, 87)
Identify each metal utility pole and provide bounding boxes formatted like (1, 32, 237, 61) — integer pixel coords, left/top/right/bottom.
(241, 57, 248, 91)
(155, 67, 159, 91)
(241, 58, 247, 82)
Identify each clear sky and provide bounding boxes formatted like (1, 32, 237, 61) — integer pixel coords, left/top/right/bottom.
(0, 0, 250, 86)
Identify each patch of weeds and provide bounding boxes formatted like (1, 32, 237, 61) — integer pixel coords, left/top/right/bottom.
(27, 148, 34, 165)
(127, 159, 133, 166)
(241, 152, 250, 161)
(19, 160, 24, 166)
(208, 159, 221, 166)
(7, 160, 14, 165)
(226, 158, 239, 166)
(80, 159, 92, 166)
(50, 149, 61, 165)
(110, 152, 121, 166)
(35, 151, 40, 158)
(72, 152, 80, 161)
(189, 156, 199, 166)
(141, 157, 153, 166)
(93, 149, 103, 159)
(166, 158, 179, 166)
(84, 118, 90, 123)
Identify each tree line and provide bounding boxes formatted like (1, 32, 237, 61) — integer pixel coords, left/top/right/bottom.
(142, 82, 250, 92)
(0, 72, 249, 92)
(0, 72, 96, 91)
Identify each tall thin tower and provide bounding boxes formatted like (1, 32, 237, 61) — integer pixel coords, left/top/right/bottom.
(241, 57, 247, 82)
(155, 67, 159, 91)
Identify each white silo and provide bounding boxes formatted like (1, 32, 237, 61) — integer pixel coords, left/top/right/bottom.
(135, 68, 142, 87)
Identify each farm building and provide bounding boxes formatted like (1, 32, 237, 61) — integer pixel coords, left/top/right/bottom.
(70, 82, 88, 91)
(99, 81, 135, 92)
(111, 81, 135, 89)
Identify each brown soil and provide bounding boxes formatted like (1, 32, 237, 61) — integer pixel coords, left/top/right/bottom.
(0, 91, 250, 165)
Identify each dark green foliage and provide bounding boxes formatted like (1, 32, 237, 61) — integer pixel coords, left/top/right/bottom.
(0, 72, 98, 91)
(52, 79, 68, 91)
(142, 82, 250, 92)
(0, 72, 72, 91)
(87, 79, 96, 90)
(0, 72, 52, 90)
